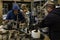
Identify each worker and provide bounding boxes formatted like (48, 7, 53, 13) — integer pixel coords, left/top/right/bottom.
(5, 3, 26, 29)
(38, 1, 60, 40)
(20, 4, 30, 26)
(21, 4, 30, 16)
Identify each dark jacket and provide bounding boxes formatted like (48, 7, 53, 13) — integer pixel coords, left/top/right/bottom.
(6, 3, 25, 22)
(39, 8, 60, 40)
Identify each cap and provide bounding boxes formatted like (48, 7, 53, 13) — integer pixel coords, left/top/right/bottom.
(46, 1, 55, 9)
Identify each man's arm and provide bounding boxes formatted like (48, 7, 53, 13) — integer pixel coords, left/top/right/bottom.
(38, 14, 54, 28)
(4, 11, 12, 24)
(19, 12, 26, 23)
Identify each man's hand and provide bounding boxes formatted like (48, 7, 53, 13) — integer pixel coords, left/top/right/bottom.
(19, 22, 26, 26)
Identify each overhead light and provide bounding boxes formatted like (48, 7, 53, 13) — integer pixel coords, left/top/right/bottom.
(51, 0, 54, 1)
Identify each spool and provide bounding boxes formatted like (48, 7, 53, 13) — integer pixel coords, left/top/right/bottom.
(31, 30, 41, 38)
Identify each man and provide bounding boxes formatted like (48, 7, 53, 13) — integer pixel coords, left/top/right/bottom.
(38, 2, 60, 40)
(5, 3, 25, 29)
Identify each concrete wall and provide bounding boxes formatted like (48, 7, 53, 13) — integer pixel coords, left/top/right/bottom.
(58, 0, 60, 4)
(3, 0, 31, 1)
(0, 0, 2, 24)
(3, 0, 21, 1)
